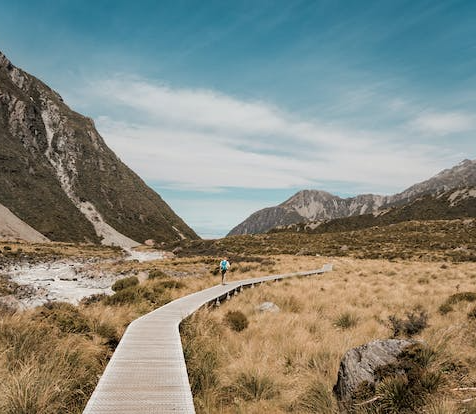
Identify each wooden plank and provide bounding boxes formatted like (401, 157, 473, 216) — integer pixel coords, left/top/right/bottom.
(83, 265, 332, 413)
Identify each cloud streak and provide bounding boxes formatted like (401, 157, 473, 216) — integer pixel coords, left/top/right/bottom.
(410, 111, 475, 135)
(87, 75, 461, 194)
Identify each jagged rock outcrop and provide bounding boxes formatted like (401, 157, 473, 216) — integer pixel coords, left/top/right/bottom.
(334, 339, 415, 409)
(0, 51, 198, 246)
(228, 159, 476, 235)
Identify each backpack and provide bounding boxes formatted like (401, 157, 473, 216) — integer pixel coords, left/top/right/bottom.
(220, 260, 228, 271)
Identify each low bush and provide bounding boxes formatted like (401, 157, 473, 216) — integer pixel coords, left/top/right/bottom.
(468, 306, 476, 320)
(105, 286, 141, 305)
(334, 312, 359, 329)
(80, 293, 107, 306)
(111, 276, 139, 292)
(158, 280, 185, 290)
(439, 291, 476, 315)
(36, 302, 90, 334)
(224, 310, 249, 332)
(148, 269, 168, 279)
(389, 309, 428, 337)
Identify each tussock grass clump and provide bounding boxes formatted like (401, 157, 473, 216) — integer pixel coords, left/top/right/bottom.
(294, 380, 336, 413)
(158, 280, 185, 290)
(180, 311, 223, 396)
(468, 306, 476, 320)
(0, 315, 105, 414)
(35, 302, 90, 334)
(352, 344, 443, 413)
(334, 312, 359, 329)
(224, 310, 249, 332)
(439, 291, 476, 315)
(232, 370, 279, 401)
(389, 309, 428, 337)
(111, 276, 139, 292)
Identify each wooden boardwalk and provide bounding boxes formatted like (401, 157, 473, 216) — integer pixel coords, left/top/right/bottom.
(83, 264, 333, 413)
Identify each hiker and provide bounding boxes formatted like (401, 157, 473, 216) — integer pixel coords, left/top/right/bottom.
(220, 257, 230, 285)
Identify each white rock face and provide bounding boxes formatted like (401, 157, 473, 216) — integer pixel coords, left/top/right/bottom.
(40, 99, 139, 249)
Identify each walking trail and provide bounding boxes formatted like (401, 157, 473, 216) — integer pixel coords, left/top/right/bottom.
(83, 264, 333, 413)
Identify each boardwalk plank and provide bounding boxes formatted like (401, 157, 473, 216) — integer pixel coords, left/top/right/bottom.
(83, 265, 332, 413)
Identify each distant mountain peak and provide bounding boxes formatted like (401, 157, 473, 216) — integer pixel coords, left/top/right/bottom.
(228, 158, 476, 236)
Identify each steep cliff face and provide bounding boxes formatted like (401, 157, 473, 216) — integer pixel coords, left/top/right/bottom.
(0, 51, 198, 245)
(228, 160, 476, 236)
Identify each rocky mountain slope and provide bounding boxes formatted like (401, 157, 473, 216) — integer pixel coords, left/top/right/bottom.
(272, 187, 476, 234)
(0, 51, 198, 246)
(228, 159, 476, 235)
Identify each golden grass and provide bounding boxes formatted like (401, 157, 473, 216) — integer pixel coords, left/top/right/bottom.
(181, 257, 476, 413)
(2, 252, 476, 413)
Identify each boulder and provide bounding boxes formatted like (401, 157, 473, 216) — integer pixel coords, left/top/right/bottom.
(257, 302, 280, 313)
(334, 339, 415, 406)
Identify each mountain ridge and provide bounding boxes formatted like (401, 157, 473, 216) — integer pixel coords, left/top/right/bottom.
(0, 50, 198, 246)
(228, 158, 476, 235)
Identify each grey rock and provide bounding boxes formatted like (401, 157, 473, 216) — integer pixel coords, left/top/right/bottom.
(257, 302, 280, 313)
(333, 339, 415, 406)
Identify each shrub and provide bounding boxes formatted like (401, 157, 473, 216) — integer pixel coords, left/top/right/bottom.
(389, 309, 428, 337)
(446, 291, 476, 304)
(233, 370, 278, 401)
(36, 302, 90, 334)
(95, 322, 119, 348)
(148, 269, 168, 279)
(105, 286, 140, 305)
(224, 310, 249, 332)
(111, 276, 139, 292)
(158, 280, 185, 290)
(80, 293, 107, 306)
(439, 292, 476, 315)
(468, 306, 476, 320)
(334, 312, 359, 329)
(438, 303, 453, 315)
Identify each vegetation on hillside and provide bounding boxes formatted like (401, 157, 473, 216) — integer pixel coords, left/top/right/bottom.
(172, 219, 476, 262)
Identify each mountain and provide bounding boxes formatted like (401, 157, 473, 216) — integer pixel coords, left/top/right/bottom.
(272, 187, 476, 234)
(228, 159, 476, 236)
(0, 51, 198, 246)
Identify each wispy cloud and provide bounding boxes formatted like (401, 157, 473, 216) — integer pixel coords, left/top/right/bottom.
(410, 111, 475, 135)
(87, 75, 457, 194)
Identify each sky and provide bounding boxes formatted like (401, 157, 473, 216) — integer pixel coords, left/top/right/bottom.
(1, 0, 475, 238)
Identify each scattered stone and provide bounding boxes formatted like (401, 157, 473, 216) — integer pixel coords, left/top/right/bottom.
(333, 339, 415, 408)
(144, 239, 155, 246)
(172, 246, 183, 254)
(257, 302, 280, 313)
(340, 245, 349, 252)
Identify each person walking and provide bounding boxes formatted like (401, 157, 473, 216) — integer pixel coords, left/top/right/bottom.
(219, 257, 230, 285)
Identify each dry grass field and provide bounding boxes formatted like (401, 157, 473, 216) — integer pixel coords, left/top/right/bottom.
(1, 237, 476, 413)
(181, 257, 476, 413)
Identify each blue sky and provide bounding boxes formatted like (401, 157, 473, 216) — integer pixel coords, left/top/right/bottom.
(1, 0, 475, 238)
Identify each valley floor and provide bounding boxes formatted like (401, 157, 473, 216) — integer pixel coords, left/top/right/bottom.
(1, 236, 476, 413)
